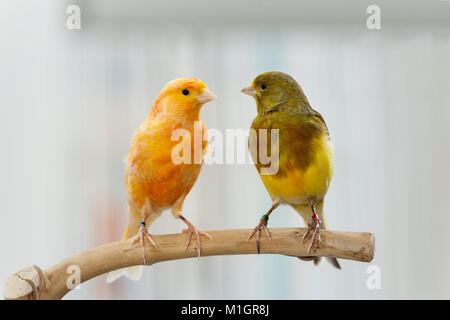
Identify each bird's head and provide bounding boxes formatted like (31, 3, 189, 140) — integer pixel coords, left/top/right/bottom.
(151, 78, 216, 119)
(241, 71, 310, 115)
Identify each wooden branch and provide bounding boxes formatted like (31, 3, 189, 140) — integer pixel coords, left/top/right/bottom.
(3, 228, 374, 300)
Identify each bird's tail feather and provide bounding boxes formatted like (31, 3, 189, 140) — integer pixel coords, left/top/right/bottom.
(106, 215, 144, 283)
(106, 265, 143, 283)
(297, 256, 341, 269)
(325, 257, 341, 269)
(292, 201, 341, 269)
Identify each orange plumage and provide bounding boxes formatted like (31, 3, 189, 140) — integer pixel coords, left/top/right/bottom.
(107, 78, 216, 282)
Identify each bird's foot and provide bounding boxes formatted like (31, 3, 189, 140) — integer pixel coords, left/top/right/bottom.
(131, 222, 158, 265)
(302, 214, 322, 254)
(248, 215, 271, 254)
(181, 218, 213, 257)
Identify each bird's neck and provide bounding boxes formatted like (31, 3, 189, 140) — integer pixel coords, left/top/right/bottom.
(256, 94, 312, 116)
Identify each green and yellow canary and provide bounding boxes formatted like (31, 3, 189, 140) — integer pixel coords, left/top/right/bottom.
(242, 71, 340, 269)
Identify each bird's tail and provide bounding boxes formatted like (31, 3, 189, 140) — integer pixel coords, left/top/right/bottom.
(106, 211, 144, 283)
(106, 265, 143, 283)
(292, 201, 341, 269)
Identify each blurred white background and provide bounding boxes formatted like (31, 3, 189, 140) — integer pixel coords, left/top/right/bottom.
(1, 0, 450, 299)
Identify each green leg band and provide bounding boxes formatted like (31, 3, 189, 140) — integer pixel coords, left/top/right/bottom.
(261, 214, 269, 223)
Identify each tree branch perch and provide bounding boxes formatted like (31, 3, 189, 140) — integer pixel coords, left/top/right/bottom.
(3, 228, 374, 300)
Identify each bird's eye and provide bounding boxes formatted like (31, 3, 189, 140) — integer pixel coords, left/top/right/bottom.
(182, 89, 189, 96)
(261, 84, 267, 90)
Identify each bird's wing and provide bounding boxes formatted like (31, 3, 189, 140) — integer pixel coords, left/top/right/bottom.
(311, 109, 329, 134)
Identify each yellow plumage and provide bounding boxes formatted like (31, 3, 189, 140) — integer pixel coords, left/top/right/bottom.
(243, 71, 340, 268)
(260, 135, 334, 204)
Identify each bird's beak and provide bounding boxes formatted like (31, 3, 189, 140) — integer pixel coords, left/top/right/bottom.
(241, 86, 256, 97)
(198, 88, 217, 104)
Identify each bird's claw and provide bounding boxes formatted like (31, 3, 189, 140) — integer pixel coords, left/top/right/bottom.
(182, 224, 213, 258)
(302, 215, 321, 254)
(132, 224, 158, 265)
(248, 219, 271, 254)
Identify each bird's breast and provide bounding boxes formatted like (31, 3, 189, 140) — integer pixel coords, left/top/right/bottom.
(125, 118, 207, 211)
(259, 132, 334, 204)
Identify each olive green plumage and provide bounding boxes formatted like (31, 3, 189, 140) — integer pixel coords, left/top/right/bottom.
(246, 71, 340, 269)
(250, 71, 330, 175)
(251, 71, 312, 115)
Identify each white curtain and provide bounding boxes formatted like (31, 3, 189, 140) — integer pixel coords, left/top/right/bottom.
(1, 0, 449, 299)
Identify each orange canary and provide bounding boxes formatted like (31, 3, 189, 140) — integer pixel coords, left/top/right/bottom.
(107, 78, 216, 282)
